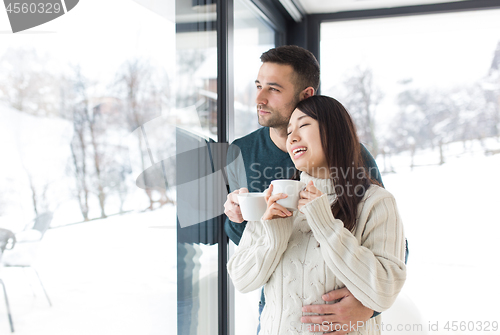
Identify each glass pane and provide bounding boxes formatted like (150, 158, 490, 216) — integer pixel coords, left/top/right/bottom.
(321, 9, 500, 326)
(175, 0, 219, 334)
(230, 1, 276, 334)
(233, 0, 275, 140)
(0, 1, 176, 334)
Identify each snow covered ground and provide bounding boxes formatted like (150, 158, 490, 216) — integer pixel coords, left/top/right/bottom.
(381, 139, 500, 334)
(0, 207, 178, 334)
(1, 139, 500, 334)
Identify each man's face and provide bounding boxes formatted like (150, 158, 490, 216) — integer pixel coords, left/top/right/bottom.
(255, 62, 301, 129)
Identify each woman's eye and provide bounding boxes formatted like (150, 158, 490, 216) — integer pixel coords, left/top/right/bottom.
(300, 123, 309, 128)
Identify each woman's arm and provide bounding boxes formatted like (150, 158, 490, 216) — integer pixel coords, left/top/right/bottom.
(227, 216, 294, 293)
(302, 188, 406, 312)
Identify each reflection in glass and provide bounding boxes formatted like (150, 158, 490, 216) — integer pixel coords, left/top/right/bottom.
(175, 0, 219, 334)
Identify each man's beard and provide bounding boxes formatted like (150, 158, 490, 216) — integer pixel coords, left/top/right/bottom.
(257, 107, 290, 128)
(257, 95, 300, 128)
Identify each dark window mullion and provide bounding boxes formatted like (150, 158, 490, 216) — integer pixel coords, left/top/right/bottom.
(217, 0, 233, 334)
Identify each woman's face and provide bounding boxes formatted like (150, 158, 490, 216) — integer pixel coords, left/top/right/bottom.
(286, 109, 329, 179)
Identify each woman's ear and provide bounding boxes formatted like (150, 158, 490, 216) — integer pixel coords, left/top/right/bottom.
(300, 87, 315, 101)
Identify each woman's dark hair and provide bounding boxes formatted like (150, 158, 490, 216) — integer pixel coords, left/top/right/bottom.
(260, 45, 320, 93)
(295, 95, 374, 232)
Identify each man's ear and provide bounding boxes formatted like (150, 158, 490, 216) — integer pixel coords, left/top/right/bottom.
(299, 87, 315, 101)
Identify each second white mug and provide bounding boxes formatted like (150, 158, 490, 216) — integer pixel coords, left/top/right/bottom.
(270, 179, 305, 211)
(237, 192, 267, 221)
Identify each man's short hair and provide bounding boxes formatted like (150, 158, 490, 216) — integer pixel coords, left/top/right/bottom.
(260, 45, 320, 93)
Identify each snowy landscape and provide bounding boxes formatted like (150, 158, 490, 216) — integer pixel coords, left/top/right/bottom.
(1, 1, 500, 334)
(1, 133, 499, 334)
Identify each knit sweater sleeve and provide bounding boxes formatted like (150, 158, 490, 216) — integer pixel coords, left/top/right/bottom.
(301, 190, 406, 312)
(227, 216, 294, 293)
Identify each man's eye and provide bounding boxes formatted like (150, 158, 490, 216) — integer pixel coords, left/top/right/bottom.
(270, 87, 279, 92)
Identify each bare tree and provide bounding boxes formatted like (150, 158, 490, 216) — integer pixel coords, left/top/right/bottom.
(337, 67, 383, 158)
(0, 48, 59, 116)
(484, 40, 500, 139)
(114, 58, 172, 210)
(74, 68, 111, 218)
(87, 103, 107, 218)
(62, 66, 111, 219)
(388, 78, 494, 169)
(24, 168, 51, 216)
(63, 71, 92, 221)
(390, 81, 441, 157)
(70, 136, 90, 221)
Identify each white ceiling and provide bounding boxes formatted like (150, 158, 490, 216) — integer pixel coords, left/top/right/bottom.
(295, 0, 467, 14)
(174, 0, 471, 23)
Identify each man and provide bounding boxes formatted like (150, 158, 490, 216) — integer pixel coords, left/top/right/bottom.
(224, 45, 384, 334)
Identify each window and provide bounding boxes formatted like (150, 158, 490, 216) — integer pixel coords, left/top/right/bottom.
(0, 1, 176, 333)
(175, 1, 219, 334)
(230, 1, 276, 334)
(233, 0, 275, 140)
(321, 9, 500, 325)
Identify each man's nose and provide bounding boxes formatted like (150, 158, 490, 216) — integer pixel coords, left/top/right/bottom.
(256, 89, 267, 105)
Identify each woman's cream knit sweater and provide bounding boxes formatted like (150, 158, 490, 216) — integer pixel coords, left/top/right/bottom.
(227, 173, 407, 335)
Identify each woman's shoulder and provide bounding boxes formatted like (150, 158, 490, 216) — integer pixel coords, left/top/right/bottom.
(357, 184, 400, 227)
(362, 184, 396, 204)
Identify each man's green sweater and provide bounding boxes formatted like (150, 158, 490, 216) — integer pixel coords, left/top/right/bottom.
(224, 126, 383, 245)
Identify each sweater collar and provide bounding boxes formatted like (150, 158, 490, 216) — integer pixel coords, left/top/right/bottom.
(299, 172, 337, 204)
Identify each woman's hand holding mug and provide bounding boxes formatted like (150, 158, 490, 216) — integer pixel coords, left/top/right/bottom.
(262, 184, 293, 220)
(298, 181, 323, 211)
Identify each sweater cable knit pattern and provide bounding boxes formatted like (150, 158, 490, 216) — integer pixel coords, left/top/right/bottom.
(227, 173, 406, 335)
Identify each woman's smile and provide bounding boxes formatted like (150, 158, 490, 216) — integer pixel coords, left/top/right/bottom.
(291, 145, 307, 159)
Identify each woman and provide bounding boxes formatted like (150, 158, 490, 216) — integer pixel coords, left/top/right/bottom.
(227, 95, 406, 334)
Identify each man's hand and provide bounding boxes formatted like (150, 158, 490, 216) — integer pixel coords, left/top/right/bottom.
(224, 188, 248, 223)
(301, 287, 373, 334)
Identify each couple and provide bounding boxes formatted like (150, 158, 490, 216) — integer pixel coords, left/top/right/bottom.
(224, 46, 406, 334)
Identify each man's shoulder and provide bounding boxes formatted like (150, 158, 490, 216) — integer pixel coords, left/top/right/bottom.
(231, 127, 268, 153)
(232, 127, 267, 145)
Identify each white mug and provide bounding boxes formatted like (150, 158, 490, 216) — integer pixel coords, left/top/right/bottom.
(270, 180, 305, 211)
(237, 193, 267, 221)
